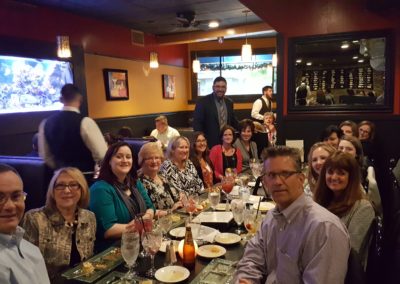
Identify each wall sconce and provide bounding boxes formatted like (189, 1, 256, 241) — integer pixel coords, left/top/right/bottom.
(241, 10, 252, 62)
(56, 36, 72, 58)
(149, 52, 159, 68)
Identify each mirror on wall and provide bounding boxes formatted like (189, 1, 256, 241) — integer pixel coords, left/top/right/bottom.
(288, 30, 393, 113)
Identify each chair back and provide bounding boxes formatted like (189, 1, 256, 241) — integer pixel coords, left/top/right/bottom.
(345, 248, 367, 284)
(366, 215, 384, 283)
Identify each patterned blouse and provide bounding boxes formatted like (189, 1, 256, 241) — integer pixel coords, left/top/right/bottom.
(139, 174, 180, 210)
(160, 159, 204, 195)
(21, 206, 96, 278)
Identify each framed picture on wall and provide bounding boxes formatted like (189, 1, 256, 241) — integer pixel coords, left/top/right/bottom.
(162, 74, 175, 99)
(103, 69, 129, 100)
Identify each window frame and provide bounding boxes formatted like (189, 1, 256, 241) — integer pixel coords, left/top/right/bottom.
(189, 48, 276, 104)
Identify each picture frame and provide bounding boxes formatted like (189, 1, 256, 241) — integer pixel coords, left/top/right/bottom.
(162, 74, 175, 99)
(103, 69, 129, 100)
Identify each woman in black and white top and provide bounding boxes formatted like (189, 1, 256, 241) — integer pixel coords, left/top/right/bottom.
(159, 136, 204, 196)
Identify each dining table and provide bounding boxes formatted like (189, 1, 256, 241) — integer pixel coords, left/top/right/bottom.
(55, 187, 270, 284)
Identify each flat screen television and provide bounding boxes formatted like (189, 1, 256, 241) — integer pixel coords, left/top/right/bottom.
(0, 55, 73, 114)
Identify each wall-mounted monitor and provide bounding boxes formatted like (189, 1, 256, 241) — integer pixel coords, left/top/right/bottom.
(0, 55, 73, 114)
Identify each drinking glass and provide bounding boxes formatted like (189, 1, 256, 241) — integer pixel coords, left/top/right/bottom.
(249, 161, 263, 180)
(243, 209, 262, 240)
(208, 187, 221, 211)
(183, 194, 198, 221)
(134, 216, 153, 258)
(142, 229, 163, 277)
(231, 199, 245, 234)
(239, 186, 251, 204)
(221, 176, 234, 210)
(158, 214, 172, 240)
(121, 230, 140, 280)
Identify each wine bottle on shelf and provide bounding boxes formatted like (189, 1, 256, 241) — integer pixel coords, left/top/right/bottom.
(182, 225, 195, 270)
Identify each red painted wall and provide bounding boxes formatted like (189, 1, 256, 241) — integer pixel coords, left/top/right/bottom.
(0, 2, 188, 67)
(241, 0, 400, 115)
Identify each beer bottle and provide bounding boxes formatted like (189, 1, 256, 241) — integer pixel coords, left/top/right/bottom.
(182, 225, 195, 270)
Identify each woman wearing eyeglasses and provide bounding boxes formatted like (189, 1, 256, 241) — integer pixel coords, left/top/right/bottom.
(21, 167, 96, 279)
(138, 142, 184, 216)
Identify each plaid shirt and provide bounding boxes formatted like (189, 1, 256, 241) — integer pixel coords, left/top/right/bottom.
(21, 206, 96, 277)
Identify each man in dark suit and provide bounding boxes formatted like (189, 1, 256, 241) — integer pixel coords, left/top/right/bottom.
(193, 76, 238, 147)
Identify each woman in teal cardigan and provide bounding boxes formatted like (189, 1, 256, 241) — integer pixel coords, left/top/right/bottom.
(90, 142, 155, 250)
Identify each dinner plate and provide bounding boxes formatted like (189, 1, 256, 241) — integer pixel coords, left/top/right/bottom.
(214, 233, 241, 245)
(155, 266, 190, 283)
(253, 201, 275, 211)
(169, 225, 216, 239)
(197, 245, 226, 258)
(215, 203, 229, 211)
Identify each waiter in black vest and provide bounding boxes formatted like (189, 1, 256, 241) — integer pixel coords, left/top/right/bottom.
(38, 84, 107, 174)
(251, 85, 273, 124)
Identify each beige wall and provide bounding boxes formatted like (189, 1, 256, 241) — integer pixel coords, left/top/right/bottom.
(85, 54, 191, 119)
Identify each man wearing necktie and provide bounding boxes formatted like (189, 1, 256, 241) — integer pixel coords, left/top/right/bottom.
(193, 76, 238, 148)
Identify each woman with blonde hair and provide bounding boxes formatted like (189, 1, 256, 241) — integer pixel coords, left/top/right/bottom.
(22, 167, 96, 279)
(314, 152, 374, 269)
(138, 142, 183, 216)
(305, 142, 336, 195)
(160, 136, 204, 195)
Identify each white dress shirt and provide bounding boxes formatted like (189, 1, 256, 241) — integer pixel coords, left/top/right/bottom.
(251, 96, 272, 121)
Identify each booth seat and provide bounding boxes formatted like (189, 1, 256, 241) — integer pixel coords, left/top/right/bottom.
(0, 156, 52, 210)
(123, 137, 157, 169)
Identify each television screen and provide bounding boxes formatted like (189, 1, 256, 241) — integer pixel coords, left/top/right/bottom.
(0, 55, 73, 114)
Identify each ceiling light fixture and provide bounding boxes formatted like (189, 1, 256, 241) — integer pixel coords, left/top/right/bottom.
(56, 36, 72, 58)
(353, 56, 358, 59)
(272, 53, 277, 67)
(296, 59, 302, 63)
(306, 62, 312, 66)
(192, 52, 200, 73)
(358, 59, 364, 63)
(208, 20, 219, 28)
(241, 10, 252, 62)
(149, 52, 159, 68)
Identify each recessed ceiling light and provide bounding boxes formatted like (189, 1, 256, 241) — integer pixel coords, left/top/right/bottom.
(353, 56, 358, 59)
(341, 42, 350, 49)
(358, 59, 364, 63)
(208, 21, 219, 28)
(296, 59, 302, 63)
(306, 62, 312, 66)
(352, 40, 359, 43)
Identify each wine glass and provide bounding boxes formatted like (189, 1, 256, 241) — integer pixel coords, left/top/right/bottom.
(239, 186, 251, 204)
(250, 160, 263, 180)
(142, 229, 163, 277)
(231, 199, 245, 234)
(221, 176, 234, 210)
(208, 186, 221, 211)
(121, 230, 140, 280)
(243, 209, 262, 240)
(158, 214, 172, 241)
(183, 194, 198, 221)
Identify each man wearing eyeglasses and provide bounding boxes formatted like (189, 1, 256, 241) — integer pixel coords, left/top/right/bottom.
(0, 164, 50, 284)
(234, 146, 350, 284)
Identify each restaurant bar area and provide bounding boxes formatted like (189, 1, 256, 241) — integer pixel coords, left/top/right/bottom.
(1, 0, 400, 283)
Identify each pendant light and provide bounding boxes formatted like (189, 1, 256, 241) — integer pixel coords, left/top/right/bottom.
(149, 52, 159, 68)
(192, 52, 200, 73)
(56, 36, 72, 58)
(241, 10, 252, 62)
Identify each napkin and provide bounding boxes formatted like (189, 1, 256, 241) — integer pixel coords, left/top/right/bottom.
(199, 230, 220, 243)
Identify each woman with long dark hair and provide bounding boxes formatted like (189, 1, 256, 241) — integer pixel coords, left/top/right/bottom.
(190, 132, 215, 189)
(90, 142, 154, 250)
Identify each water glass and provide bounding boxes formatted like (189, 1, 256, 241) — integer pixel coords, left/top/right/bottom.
(158, 215, 172, 240)
(231, 199, 245, 234)
(243, 209, 262, 240)
(208, 187, 221, 211)
(121, 230, 140, 280)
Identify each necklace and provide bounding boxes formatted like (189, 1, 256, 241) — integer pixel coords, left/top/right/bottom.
(65, 211, 79, 228)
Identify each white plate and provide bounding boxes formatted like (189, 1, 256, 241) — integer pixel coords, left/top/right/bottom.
(192, 212, 233, 223)
(215, 203, 229, 211)
(248, 195, 263, 204)
(197, 245, 226, 258)
(155, 266, 190, 283)
(169, 225, 216, 239)
(159, 240, 180, 253)
(214, 233, 241, 245)
(248, 181, 256, 187)
(253, 201, 275, 211)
